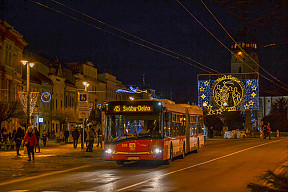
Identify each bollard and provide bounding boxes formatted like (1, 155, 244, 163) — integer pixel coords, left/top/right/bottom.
(260, 130, 263, 139)
(277, 130, 279, 137)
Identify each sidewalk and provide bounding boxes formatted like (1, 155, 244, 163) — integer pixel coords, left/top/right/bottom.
(0, 140, 104, 183)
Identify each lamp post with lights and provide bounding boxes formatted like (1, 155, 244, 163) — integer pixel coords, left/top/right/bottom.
(82, 81, 89, 150)
(21, 60, 35, 129)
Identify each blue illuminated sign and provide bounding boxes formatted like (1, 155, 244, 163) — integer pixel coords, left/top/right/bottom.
(41, 92, 51, 103)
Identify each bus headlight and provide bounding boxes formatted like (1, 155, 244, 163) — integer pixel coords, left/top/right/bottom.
(154, 148, 162, 154)
(105, 148, 113, 154)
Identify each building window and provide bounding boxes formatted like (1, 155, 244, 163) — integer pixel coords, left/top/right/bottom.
(239, 67, 242, 73)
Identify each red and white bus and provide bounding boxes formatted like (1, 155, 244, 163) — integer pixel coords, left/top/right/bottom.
(103, 99, 204, 165)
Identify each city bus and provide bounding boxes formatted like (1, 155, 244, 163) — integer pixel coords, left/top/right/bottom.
(103, 99, 204, 165)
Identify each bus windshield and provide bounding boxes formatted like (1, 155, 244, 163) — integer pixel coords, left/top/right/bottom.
(105, 114, 161, 143)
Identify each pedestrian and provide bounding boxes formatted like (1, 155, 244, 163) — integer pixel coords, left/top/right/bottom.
(34, 127, 40, 153)
(59, 130, 63, 142)
(64, 129, 69, 143)
(208, 126, 214, 138)
(14, 127, 24, 156)
(23, 126, 38, 161)
(87, 125, 95, 152)
(263, 124, 267, 139)
(97, 127, 102, 148)
(267, 123, 272, 140)
(42, 130, 48, 147)
(52, 129, 55, 138)
(72, 127, 80, 148)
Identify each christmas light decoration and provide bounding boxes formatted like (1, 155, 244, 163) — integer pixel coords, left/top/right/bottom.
(18, 92, 39, 117)
(198, 74, 259, 111)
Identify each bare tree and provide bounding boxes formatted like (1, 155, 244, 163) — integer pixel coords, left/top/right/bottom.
(0, 100, 24, 130)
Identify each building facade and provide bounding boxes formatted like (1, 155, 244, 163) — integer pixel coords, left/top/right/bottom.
(0, 20, 27, 130)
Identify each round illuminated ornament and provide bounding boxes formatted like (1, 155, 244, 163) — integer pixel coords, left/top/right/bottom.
(211, 75, 246, 111)
(41, 92, 52, 103)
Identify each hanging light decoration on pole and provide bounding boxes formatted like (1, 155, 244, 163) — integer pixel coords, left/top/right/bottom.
(21, 60, 35, 129)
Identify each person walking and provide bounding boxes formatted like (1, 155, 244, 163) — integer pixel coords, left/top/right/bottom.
(87, 125, 95, 152)
(72, 128, 80, 148)
(97, 127, 102, 148)
(42, 130, 48, 147)
(34, 127, 40, 153)
(267, 123, 272, 140)
(23, 126, 38, 161)
(14, 127, 24, 156)
(64, 129, 69, 143)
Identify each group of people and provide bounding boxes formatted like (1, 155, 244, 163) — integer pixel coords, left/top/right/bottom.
(262, 123, 272, 140)
(72, 125, 102, 152)
(0, 126, 49, 161)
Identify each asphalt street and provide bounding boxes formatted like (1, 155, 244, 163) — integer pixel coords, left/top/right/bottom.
(0, 137, 287, 192)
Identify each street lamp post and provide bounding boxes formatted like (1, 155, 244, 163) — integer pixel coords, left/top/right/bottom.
(82, 81, 89, 150)
(21, 60, 35, 129)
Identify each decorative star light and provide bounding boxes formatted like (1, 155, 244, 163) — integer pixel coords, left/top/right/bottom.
(249, 100, 254, 106)
(244, 104, 250, 109)
(200, 87, 205, 92)
(204, 81, 209, 86)
(251, 85, 257, 91)
(201, 94, 206, 99)
(251, 92, 256, 98)
(247, 80, 252, 85)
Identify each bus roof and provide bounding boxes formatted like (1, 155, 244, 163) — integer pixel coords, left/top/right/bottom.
(158, 99, 203, 116)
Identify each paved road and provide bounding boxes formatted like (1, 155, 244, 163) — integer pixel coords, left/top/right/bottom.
(0, 137, 287, 192)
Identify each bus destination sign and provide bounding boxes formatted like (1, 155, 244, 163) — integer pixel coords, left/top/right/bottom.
(113, 105, 152, 113)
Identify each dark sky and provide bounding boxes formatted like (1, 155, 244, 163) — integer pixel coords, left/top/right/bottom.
(1, 0, 287, 103)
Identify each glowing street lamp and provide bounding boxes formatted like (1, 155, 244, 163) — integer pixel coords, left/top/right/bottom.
(82, 81, 89, 150)
(21, 60, 35, 129)
(83, 81, 90, 91)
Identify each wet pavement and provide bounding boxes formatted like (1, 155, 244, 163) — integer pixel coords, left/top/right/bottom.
(0, 140, 104, 183)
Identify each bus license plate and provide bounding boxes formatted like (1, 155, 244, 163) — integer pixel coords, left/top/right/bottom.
(127, 157, 139, 160)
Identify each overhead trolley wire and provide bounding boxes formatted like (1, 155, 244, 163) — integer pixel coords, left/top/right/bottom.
(30, 0, 219, 74)
(49, 0, 220, 74)
(200, 0, 288, 89)
(177, 0, 288, 92)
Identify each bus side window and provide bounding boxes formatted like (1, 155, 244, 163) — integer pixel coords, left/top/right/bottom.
(198, 116, 204, 133)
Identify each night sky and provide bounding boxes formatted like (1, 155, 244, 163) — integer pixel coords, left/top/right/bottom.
(1, 0, 287, 103)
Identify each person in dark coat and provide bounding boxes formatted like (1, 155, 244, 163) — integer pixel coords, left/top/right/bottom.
(42, 130, 48, 147)
(23, 126, 38, 161)
(87, 125, 95, 152)
(64, 130, 69, 143)
(34, 127, 40, 152)
(14, 127, 24, 156)
(72, 128, 80, 148)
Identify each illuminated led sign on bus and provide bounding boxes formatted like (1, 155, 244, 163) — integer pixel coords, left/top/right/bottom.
(113, 105, 152, 113)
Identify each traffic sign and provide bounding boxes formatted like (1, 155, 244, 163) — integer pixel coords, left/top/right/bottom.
(78, 110, 89, 119)
(79, 93, 87, 102)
